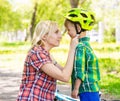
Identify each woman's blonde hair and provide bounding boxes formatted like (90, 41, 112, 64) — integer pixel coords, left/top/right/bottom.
(32, 20, 57, 46)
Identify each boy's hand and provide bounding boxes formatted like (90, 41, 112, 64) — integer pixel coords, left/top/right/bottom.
(71, 89, 79, 98)
(71, 79, 81, 98)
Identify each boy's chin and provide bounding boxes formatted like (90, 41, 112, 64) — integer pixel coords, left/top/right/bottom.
(69, 34, 76, 38)
(72, 35, 77, 38)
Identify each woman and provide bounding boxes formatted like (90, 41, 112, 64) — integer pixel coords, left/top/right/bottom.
(16, 20, 78, 101)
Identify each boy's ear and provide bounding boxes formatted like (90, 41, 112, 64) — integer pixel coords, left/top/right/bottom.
(76, 24, 81, 32)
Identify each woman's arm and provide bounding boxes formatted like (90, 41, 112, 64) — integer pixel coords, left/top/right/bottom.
(50, 55, 63, 70)
(41, 36, 78, 82)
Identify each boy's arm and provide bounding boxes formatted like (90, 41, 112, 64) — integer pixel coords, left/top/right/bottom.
(71, 78, 81, 98)
(75, 46, 86, 81)
(71, 46, 85, 98)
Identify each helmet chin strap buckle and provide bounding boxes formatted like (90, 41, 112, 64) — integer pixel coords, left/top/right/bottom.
(76, 33, 80, 37)
(74, 23, 83, 35)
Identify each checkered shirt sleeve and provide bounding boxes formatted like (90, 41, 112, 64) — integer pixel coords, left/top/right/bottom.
(30, 49, 52, 71)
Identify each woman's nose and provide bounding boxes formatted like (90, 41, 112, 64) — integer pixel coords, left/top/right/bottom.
(58, 32, 62, 38)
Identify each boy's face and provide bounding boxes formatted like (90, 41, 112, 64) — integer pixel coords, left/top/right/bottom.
(65, 21, 76, 38)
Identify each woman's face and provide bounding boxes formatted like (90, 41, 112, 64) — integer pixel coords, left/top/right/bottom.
(65, 21, 76, 38)
(45, 26, 62, 47)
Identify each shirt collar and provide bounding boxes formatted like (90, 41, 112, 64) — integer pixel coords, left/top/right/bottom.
(34, 45, 49, 56)
(78, 37, 90, 42)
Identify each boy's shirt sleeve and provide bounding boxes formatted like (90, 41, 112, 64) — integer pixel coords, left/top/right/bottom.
(74, 46, 86, 81)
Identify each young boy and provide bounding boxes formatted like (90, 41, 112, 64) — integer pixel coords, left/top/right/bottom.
(64, 8, 101, 101)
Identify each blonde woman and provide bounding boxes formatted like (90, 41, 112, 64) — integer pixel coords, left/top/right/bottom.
(16, 20, 78, 101)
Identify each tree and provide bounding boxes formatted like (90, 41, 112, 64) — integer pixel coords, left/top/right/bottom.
(29, 3, 38, 40)
(30, 0, 70, 38)
(70, 0, 79, 8)
(0, 0, 34, 32)
(70, 0, 87, 8)
(0, 0, 12, 31)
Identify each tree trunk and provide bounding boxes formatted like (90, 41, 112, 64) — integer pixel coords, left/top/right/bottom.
(70, 0, 87, 8)
(29, 3, 37, 40)
(70, 0, 79, 8)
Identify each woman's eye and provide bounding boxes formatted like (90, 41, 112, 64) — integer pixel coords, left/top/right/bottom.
(67, 28, 70, 31)
(55, 30, 59, 33)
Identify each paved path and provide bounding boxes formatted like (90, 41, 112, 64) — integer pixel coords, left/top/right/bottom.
(0, 68, 119, 101)
(0, 68, 21, 101)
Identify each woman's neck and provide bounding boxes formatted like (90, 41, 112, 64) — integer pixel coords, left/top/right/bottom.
(42, 44, 52, 52)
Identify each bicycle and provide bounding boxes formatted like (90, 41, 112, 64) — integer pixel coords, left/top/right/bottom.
(54, 89, 80, 101)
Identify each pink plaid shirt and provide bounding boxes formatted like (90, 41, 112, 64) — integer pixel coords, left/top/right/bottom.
(17, 45, 56, 101)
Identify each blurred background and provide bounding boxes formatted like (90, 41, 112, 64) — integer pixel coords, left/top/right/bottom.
(0, 0, 120, 100)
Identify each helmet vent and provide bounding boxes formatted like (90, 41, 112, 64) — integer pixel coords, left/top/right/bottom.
(90, 15, 95, 20)
(69, 14, 78, 17)
(69, 10, 75, 13)
(84, 20, 87, 23)
(80, 13, 87, 18)
(89, 22, 94, 26)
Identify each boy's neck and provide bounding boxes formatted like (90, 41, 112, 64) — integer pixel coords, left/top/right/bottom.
(78, 31, 86, 39)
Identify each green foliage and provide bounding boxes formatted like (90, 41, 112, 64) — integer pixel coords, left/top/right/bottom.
(0, 0, 11, 31)
(0, 0, 120, 42)
(100, 73, 120, 99)
(0, 0, 32, 31)
(0, 41, 26, 46)
(90, 42, 120, 99)
(0, 41, 31, 54)
(36, 0, 71, 28)
(99, 58, 120, 72)
(104, 29, 116, 43)
(0, 0, 23, 31)
(93, 44, 120, 52)
(1, 0, 120, 43)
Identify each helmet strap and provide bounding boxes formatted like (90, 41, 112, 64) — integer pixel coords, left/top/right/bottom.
(74, 23, 83, 35)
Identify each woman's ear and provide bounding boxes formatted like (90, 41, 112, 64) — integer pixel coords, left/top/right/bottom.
(42, 34, 47, 41)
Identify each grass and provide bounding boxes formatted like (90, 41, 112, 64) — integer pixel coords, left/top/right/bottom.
(100, 74, 120, 99)
(0, 35, 120, 99)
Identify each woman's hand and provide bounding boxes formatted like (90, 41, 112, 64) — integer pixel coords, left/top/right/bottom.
(41, 35, 78, 82)
(70, 35, 78, 49)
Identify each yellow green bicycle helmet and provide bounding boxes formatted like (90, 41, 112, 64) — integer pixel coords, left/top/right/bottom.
(65, 8, 95, 31)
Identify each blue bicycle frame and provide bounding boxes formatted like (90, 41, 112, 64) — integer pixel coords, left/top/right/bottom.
(55, 92, 80, 101)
